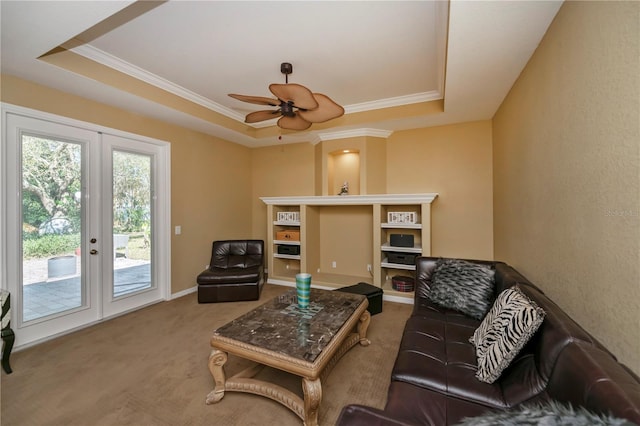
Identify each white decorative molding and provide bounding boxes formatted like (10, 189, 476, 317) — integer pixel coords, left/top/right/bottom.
(261, 193, 438, 206)
(311, 128, 394, 145)
(70, 44, 247, 123)
(69, 44, 442, 130)
(344, 91, 442, 114)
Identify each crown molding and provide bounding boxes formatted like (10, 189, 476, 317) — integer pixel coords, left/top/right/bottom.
(310, 128, 394, 145)
(70, 44, 442, 130)
(70, 44, 247, 123)
(344, 91, 442, 114)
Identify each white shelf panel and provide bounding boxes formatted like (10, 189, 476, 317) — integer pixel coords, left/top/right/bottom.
(381, 260, 416, 271)
(381, 222, 422, 229)
(274, 240, 301, 246)
(381, 243, 422, 253)
(274, 254, 301, 260)
(273, 221, 301, 226)
(262, 193, 438, 206)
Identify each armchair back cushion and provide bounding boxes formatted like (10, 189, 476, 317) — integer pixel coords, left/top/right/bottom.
(211, 240, 263, 269)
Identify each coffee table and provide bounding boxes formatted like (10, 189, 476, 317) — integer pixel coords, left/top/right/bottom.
(205, 288, 371, 425)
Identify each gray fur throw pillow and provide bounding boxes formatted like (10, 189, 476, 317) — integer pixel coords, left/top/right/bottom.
(427, 259, 495, 320)
(455, 401, 635, 425)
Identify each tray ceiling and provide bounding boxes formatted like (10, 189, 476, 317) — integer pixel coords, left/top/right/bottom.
(1, 1, 563, 147)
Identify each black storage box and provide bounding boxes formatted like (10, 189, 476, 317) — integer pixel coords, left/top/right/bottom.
(387, 252, 417, 265)
(336, 282, 383, 315)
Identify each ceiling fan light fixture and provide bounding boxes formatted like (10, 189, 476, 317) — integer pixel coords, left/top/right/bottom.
(228, 62, 344, 131)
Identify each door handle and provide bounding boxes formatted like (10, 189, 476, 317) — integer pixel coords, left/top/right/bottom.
(90, 249, 98, 255)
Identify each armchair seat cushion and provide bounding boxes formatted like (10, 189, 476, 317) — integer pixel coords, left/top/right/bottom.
(197, 266, 261, 285)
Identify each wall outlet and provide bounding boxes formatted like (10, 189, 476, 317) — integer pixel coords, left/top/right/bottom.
(331, 261, 337, 268)
(367, 264, 372, 272)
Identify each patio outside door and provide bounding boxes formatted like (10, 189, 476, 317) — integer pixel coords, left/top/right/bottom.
(4, 109, 170, 347)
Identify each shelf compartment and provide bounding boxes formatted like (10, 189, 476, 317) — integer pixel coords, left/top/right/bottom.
(273, 221, 301, 226)
(274, 240, 301, 246)
(274, 253, 301, 260)
(381, 243, 421, 253)
(381, 222, 422, 229)
(381, 259, 416, 271)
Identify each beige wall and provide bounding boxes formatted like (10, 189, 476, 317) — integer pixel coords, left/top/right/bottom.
(1, 75, 253, 295)
(250, 142, 316, 245)
(493, 1, 640, 372)
(387, 121, 494, 259)
(250, 122, 494, 262)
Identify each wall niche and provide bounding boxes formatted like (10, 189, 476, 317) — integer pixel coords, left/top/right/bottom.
(316, 132, 389, 196)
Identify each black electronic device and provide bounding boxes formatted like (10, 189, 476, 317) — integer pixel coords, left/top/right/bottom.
(277, 245, 300, 255)
(388, 252, 417, 265)
(390, 234, 414, 248)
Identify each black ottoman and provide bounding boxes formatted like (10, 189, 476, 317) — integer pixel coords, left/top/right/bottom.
(337, 283, 383, 315)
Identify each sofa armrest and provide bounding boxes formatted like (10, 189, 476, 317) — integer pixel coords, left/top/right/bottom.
(336, 405, 417, 426)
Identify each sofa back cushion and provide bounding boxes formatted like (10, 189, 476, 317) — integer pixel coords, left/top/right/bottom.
(547, 341, 640, 424)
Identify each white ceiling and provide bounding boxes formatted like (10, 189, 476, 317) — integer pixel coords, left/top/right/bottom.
(1, 1, 563, 147)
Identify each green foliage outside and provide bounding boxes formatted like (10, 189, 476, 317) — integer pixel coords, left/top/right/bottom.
(23, 233, 80, 259)
(21, 137, 151, 261)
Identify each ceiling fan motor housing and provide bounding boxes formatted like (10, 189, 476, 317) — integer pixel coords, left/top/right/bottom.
(280, 62, 293, 75)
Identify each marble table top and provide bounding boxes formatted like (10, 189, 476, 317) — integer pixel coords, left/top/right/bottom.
(213, 288, 366, 362)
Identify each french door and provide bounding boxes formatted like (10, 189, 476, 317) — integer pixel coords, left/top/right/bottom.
(2, 106, 170, 348)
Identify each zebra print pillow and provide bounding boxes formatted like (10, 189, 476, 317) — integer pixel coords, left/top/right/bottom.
(472, 286, 545, 383)
(426, 259, 495, 320)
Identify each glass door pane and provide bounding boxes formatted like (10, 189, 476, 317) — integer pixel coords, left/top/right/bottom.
(112, 150, 152, 298)
(21, 135, 84, 322)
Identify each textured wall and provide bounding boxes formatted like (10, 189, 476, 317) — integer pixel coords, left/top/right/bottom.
(493, 1, 640, 372)
(387, 121, 494, 260)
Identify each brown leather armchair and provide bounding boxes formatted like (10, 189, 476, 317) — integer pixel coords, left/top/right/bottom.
(197, 240, 265, 303)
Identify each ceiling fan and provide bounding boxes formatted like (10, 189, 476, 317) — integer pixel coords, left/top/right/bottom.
(229, 62, 344, 131)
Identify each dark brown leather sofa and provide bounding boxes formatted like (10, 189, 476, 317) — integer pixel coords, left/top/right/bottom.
(197, 240, 264, 303)
(337, 257, 640, 425)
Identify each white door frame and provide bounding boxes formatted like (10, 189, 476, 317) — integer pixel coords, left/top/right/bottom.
(1, 103, 171, 349)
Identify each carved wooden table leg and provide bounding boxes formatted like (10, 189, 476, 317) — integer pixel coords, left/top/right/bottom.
(205, 349, 228, 404)
(358, 310, 371, 346)
(302, 377, 322, 426)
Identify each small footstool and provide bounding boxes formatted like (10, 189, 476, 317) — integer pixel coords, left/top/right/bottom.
(337, 283, 383, 315)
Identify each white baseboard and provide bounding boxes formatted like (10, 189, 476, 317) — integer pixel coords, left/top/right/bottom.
(171, 285, 197, 299)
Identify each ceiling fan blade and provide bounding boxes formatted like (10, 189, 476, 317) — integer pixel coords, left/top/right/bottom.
(269, 83, 318, 110)
(298, 93, 345, 123)
(277, 114, 312, 131)
(229, 93, 280, 107)
(245, 110, 282, 123)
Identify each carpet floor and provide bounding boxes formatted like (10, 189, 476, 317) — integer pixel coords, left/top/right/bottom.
(1, 284, 412, 425)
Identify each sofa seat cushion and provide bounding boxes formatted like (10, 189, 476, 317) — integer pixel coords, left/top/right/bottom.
(391, 315, 509, 408)
(197, 266, 261, 285)
(384, 381, 495, 425)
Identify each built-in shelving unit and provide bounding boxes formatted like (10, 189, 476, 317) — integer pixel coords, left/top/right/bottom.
(262, 194, 438, 302)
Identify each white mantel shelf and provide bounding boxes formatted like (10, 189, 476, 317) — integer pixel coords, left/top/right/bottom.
(261, 193, 438, 206)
